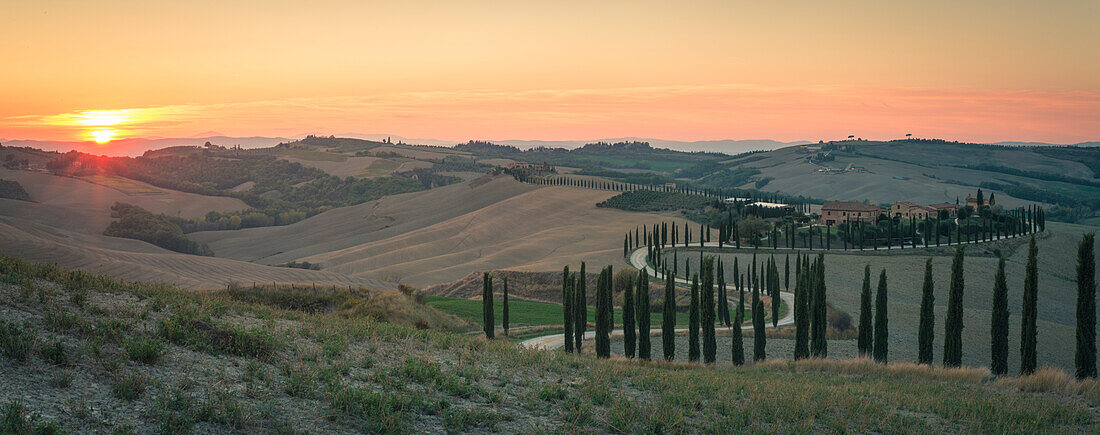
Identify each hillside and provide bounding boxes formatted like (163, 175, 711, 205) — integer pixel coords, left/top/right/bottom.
(192, 176, 693, 286)
(2, 256, 1098, 433)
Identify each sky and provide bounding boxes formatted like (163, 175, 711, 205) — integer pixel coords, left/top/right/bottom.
(1, 0, 1098, 150)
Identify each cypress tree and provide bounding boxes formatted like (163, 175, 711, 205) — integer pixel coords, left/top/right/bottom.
(784, 254, 790, 291)
(770, 258, 779, 327)
(482, 272, 494, 339)
(563, 268, 574, 352)
(873, 269, 889, 363)
(662, 270, 676, 361)
(623, 273, 636, 358)
(574, 262, 586, 353)
(1076, 233, 1096, 379)
(811, 255, 828, 357)
(595, 266, 611, 358)
(689, 274, 700, 362)
(1020, 236, 1038, 374)
(857, 265, 873, 357)
(703, 257, 717, 364)
(918, 258, 935, 365)
(732, 298, 745, 365)
(753, 299, 766, 361)
(637, 270, 652, 361)
(718, 260, 730, 326)
(503, 276, 510, 336)
(991, 257, 1009, 375)
(944, 246, 965, 367)
(793, 255, 810, 359)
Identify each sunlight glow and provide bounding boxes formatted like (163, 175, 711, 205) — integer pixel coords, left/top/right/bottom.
(89, 130, 116, 144)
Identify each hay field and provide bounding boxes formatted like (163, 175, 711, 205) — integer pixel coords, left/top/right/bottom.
(0, 169, 249, 234)
(663, 222, 1099, 373)
(192, 176, 691, 286)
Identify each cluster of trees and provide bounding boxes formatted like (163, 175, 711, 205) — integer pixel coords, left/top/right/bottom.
(0, 179, 30, 201)
(102, 203, 213, 256)
(480, 272, 511, 338)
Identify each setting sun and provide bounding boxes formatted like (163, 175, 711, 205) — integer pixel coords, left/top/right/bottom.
(89, 129, 116, 144)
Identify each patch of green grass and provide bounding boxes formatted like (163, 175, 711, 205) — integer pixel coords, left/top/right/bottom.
(158, 312, 281, 360)
(326, 383, 406, 433)
(124, 336, 165, 365)
(444, 406, 508, 432)
(1, 401, 63, 434)
(38, 338, 68, 366)
(112, 372, 147, 401)
(0, 320, 33, 362)
(426, 295, 693, 328)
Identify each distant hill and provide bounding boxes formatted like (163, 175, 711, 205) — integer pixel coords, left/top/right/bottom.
(993, 141, 1100, 147)
(2, 135, 292, 157)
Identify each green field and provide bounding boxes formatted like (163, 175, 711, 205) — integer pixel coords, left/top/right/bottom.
(277, 149, 349, 162)
(425, 295, 781, 330)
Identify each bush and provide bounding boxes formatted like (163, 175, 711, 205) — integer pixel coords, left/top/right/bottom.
(158, 312, 281, 360)
(103, 203, 213, 256)
(0, 179, 31, 201)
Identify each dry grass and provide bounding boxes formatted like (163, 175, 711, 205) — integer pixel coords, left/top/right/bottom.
(756, 357, 991, 383)
(995, 367, 1100, 404)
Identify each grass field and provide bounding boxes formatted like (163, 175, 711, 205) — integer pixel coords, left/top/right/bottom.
(356, 158, 400, 177)
(78, 175, 164, 195)
(2, 254, 1097, 433)
(276, 149, 348, 162)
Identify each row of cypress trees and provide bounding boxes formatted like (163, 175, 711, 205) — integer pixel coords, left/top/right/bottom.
(855, 233, 1096, 379)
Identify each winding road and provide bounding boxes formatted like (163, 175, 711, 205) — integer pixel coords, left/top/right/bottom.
(521, 245, 796, 350)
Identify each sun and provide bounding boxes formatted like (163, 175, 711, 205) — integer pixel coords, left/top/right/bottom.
(90, 129, 116, 144)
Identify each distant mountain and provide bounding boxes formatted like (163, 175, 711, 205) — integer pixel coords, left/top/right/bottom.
(992, 141, 1100, 147)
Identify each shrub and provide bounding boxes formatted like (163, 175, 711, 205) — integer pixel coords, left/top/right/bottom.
(124, 336, 165, 364)
(326, 383, 406, 432)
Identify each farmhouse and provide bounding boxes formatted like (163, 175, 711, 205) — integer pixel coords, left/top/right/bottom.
(927, 203, 961, 217)
(890, 201, 934, 219)
(965, 193, 995, 208)
(819, 201, 880, 225)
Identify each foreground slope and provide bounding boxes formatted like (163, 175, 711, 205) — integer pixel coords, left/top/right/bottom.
(1, 257, 1096, 433)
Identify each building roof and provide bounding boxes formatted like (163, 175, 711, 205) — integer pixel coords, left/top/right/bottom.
(822, 201, 879, 212)
(927, 203, 961, 210)
(893, 201, 920, 208)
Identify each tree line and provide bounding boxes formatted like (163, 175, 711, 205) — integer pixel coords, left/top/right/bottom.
(489, 232, 1097, 380)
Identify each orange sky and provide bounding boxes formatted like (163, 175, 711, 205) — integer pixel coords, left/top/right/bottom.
(2, 0, 1098, 147)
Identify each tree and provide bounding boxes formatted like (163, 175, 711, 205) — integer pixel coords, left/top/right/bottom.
(1020, 236, 1038, 375)
(689, 274, 701, 362)
(770, 257, 779, 328)
(502, 276, 510, 336)
(918, 258, 935, 365)
(944, 246, 965, 367)
(662, 270, 676, 361)
(1077, 233, 1096, 379)
(753, 299, 766, 361)
(702, 257, 717, 364)
(563, 266, 574, 352)
(717, 260, 730, 327)
(991, 256, 1009, 375)
(873, 269, 889, 363)
(810, 255, 828, 358)
(732, 299, 745, 365)
(793, 254, 810, 360)
(595, 266, 612, 358)
(637, 270, 652, 361)
(482, 272, 494, 339)
(623, 273, 636, 358)
(784, 254, 790, 292)
(574, 262, 587, 353)
(857, 265, 873, 357)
